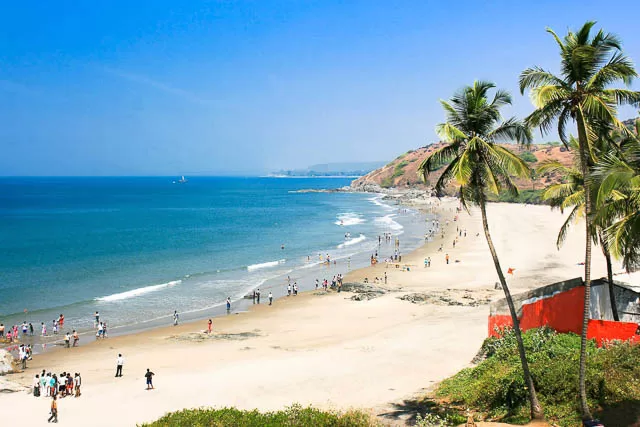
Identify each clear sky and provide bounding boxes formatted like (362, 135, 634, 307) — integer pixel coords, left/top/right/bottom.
(1, 1, 639, 176)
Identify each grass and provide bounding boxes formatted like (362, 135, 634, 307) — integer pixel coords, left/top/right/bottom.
(140, 404, 378, 427)
(435, 327, 640, 426)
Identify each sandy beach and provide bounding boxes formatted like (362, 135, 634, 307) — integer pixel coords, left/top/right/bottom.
(0, 199, 622, 426)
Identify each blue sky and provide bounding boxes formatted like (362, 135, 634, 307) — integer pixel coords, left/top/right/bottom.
(1, 1, 639, 176)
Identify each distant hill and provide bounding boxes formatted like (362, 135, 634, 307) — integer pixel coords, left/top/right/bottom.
(351, 142, 575, 202)
(273, 161, 387, 177)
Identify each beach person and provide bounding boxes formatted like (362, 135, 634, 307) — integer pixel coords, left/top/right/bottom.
(293, 282, 298, 296)
(20, 345, 28, 369)
(173, 310, 179, 326)
(41, 322, 47, 336)
(115, 354, 124, 377)
(287, 284, 291, 296)
(22, 321, 28, 336)
(48, 395, 58, 423)
(446, 253, 450, 264)
(64, 332, 70, 348)
(41, 374, 49, 397)
(59, 314, 64, 329)
(72, 330, 79, 347)
(145, 369, 155, 390)
(102, 322, 108, 338)
(29, 322, 34, 336)
(424, 258, 428, 268)
(268, 291, 273, 305)
(315, 279, 319, 290)
(94, 311, 100, 327)
(34, 374, 40, 397)
(97, 322, 104, 338)
(49, 375, 56, 397)
(384, 272, 388, 284)
(226, 297, 231, 311)
(52, 320, 58, 335)
(0, 323, 3, 338)
(256, 288, 261, 304)
(6, 329, 12, 343)
(74, 373, 81, 397)
(427, 257, 431, 267)
(207, 319, 212, 334)
(66, 374, 73, 396)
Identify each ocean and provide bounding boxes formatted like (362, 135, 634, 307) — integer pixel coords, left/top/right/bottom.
(0, 177, 427, 347)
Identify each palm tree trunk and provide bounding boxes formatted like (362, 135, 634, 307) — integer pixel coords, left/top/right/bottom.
(576, 108, 593, 420)
(599, 234, 619, 321)
(479, 199, 544, 420)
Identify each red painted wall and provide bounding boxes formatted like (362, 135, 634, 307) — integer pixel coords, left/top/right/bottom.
(488, 286, 639, 347)
(587, 319, 639, 346)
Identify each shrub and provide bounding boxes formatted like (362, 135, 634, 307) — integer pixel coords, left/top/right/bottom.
(436, 328, 640, 426)
(140, 404, 378, 427)
(518, 151, 538, 163)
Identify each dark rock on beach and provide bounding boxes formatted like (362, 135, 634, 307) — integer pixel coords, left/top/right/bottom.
(341, 282, 389, 301)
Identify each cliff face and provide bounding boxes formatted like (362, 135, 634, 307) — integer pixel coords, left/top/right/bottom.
(351, 143, 574, 194)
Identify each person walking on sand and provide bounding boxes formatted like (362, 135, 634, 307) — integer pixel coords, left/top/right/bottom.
(384, 272, 387, 285)
(256, 288, 261, 304)
(72, 330, 79, 347)
(115, 354, 124, 377)
(145, 368, 155, 390)
(173, 310, 179, 326)
(94, 311, 99, 328)
(207, 319, 212, 334)
(446, 253, 450, 264)
(268, 291, 273, 305)
(287, 283, 291, 296)
(226, 297, 231, 312)
(48, 395, 58, 423)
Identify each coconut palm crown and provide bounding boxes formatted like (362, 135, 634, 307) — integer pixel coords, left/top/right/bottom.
(419, 80, 532, 206)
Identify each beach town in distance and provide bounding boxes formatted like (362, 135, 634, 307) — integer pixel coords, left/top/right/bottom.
(2, 3, 640, 427)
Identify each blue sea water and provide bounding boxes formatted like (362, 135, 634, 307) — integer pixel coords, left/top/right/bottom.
(0, 177, 426, 342)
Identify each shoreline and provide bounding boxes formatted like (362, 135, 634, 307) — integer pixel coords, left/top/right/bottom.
(0, 199, 617, 426)
(0, 191, 433, 359)
(0, 189, 429, 358)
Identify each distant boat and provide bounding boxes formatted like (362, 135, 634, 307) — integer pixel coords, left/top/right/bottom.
(173, 176, 188, 184)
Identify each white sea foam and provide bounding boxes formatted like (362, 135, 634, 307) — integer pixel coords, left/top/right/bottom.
(337, 234, 367, 248)
(369, 196, 394, 210)
(247, 259, 286, 271)
(95, 280, 181, 302)
(334, 212, 365, 226)
(374, 214, 404, 231)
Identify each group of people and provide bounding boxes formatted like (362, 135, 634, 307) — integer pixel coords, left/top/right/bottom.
(314, 274, 343, 291)
(33, 370, 82, 423)
(34, 371, 82, 399)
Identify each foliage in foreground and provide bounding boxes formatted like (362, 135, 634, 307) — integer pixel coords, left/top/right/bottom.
(436, 327, 640, 426)
(140, 404, 378, 427)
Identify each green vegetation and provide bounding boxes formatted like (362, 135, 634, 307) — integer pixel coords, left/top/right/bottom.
(518, 151, 537, 163)
(380, 177, 393, 188)
(141, 404, 377, 427)
(392, 160, 409, 178)
(493, 189, 544, 204)
(436, 328, 640, 426)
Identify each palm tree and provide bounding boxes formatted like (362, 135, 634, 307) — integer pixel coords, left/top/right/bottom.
(519, 21, 640, 419)
(595, 117, 640, 272)
(538, 137, 619, 321)
(418, 81, 544, 420)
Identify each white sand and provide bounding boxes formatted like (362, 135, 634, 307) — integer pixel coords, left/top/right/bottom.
(0, 201, 615, 426)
